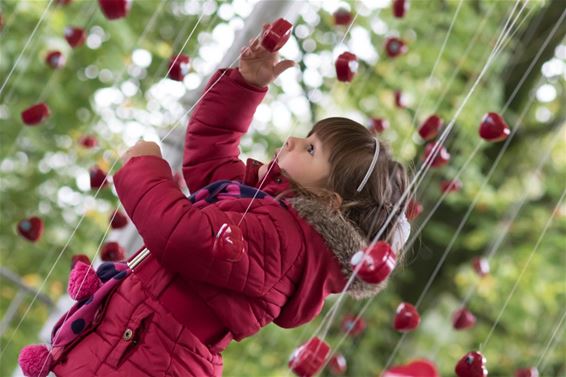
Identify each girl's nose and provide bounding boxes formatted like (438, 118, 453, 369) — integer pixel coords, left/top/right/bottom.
(285, 137, 296, 150)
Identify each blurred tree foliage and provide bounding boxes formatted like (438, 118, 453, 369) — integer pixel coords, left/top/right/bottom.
(1, 0, 565, 376)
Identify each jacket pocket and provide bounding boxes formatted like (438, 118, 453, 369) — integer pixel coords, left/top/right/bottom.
(106, 304, 154, 369)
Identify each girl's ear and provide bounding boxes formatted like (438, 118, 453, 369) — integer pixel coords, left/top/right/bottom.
(330, 192, 343, 211)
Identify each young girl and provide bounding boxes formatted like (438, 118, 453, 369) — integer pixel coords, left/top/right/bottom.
(19, 35, 409, 376)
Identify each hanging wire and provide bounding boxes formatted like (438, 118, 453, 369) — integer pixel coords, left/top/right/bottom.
(0, 0, 176, 358)
(479, 188, 566, 351)
(0, 0, 56, 97)
(536, 310, 566, 373)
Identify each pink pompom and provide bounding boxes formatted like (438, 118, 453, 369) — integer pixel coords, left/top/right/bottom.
(67, 261, 101, 301)
(18, 344, 53, 377)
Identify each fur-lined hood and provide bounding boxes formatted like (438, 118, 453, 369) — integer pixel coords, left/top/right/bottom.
(287, 196, 386, 300)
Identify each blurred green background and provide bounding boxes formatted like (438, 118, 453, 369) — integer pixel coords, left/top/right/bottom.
(1, 0, 565, 376)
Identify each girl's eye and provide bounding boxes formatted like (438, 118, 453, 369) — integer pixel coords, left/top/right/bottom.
(307, 144, 315, 156)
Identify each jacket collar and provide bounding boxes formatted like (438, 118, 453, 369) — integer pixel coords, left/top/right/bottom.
(244, 158, 383, 299)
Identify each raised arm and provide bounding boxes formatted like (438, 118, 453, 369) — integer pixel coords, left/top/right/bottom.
(183, 30, 295, 192)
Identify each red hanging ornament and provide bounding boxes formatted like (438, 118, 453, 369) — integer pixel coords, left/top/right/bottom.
(406, 198, 423, 221)
(455, 351, 488, 377)
(79, 135, 98, 149)
(422, 142, 450, 168)
(393, 302, 421, 332)
(261, 18, 292, 53)
(479, 112, 510, 142)
(64, 26, 87, 48)
(327, 353, 347, 375)
(333, 8, 353, 26)
(98, 0, 132, 20)
(371, 118, 389, 134)
(418, 115, 443, 141)
(71, 254, 91, 269)
(392, 0, 409, 18)
(45, 50, 65, 69)
(17, 217, 44, 242)
(394, 90, 407, 108)
(168, 54, 190, 81)
(453, 307, 477, 330)
(383, 359, 440, 377)
(340, 314, 366, 337)
(288, 337, 330, 377)
(385, 37, 407, 58)
(335, 52, 358, 82)
(0, 13, 4, 32)
(21, 103, 50, 126)
(515, 367, 539, 377)
(350, 241, 396, 284)
(472, 257, 490, 277)
(110, 209, 128, 229)
(89, 165, 109, 189)
(212, 223, 246, 262)
(440, 179, 462, 193)
(101, 241, 126, 262)
(56, 0, 73, 5)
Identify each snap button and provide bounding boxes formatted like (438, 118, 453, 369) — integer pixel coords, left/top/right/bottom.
(275, 177, 282, 183)
(123, 328, 133, 341)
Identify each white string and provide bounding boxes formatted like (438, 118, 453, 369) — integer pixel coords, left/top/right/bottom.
(0, 0, 55, 98)
(536, 310, 566, 372)
(0, 0, 178, 358)
(479, 188, 566, 351)
(304, 0, 529, 352)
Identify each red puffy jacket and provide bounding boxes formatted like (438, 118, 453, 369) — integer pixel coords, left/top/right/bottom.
(52, 68, 379, 376)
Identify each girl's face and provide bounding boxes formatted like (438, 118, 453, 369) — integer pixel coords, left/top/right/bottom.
(258, 133, 331, 189)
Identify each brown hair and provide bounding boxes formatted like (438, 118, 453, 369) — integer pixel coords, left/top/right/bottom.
(276, 117, 411, 261)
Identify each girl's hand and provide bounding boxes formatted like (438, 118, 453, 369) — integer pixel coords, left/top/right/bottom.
(121, 140, 162, 164)
(238, 24, 295, 88)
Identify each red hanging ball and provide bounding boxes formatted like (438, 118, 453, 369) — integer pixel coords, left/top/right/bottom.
(0, 13, 4, 32)
(350, 241, 396, 284)
(340, 314, 366, 337)
(393, 302, 421, 332)
(261, 18, 292, 53)
(79, 135, 98, 149)
(89, 165, 109, 189)
(455, 351, 488, 377)
(333, 8, 353, 26)
(21, 103, 50, 125)
(472, 257, 490, 277)
(71, 254, 91, 269)
(392, 0, 409, 18)
(405, 198, 423, 221)
(212, 223, 247, 262)
(371, 118, 389, 134)
(335, 52, 358, 82)
(385, 37, 407, 58)
(394, 90, 407, 108)
(418, 115, 443, 141)
(168, 54, 190, 81)
(45, 50, 65, 69)
(288, 337, 330, 377)
(479, 112, 510, 142)
(515, 367, 539, 377)
(98, 0, 132, 20)
(64, 26, 87, 48)
(422, 142, 450, 168)
(440, 179, 462, 193)
(101, 241, 126, 262)
(452, 307, 477, 330)
(110, 209, 128, 229)
(17, 217, 44, 242)
(327, 353, 347, 375)
(383, 359, 440, 377)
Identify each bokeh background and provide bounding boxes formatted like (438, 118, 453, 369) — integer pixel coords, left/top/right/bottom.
(1, 0, 565, 376)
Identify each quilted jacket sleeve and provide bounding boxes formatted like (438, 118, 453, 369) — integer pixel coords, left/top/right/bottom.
(114, 155, 301, 296)
(183, 68, 268, 193)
